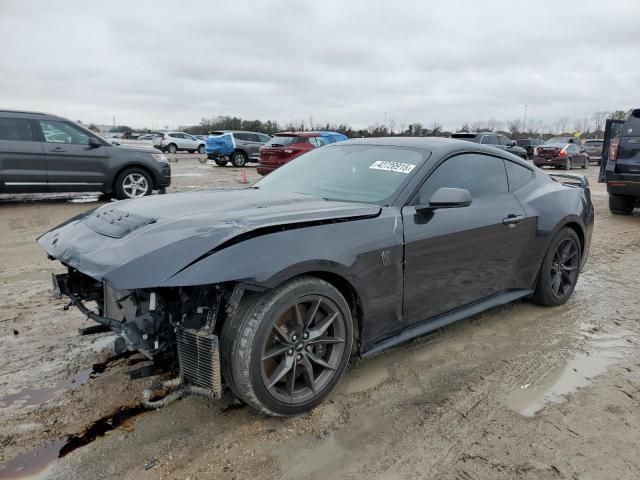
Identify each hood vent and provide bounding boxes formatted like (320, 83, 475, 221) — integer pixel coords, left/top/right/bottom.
(85, 209, 156, 238)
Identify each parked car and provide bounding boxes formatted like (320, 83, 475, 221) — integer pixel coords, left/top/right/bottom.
(40, 137, 593, 416)
(206, 130, 272, 167)
(516, 138, 544, 158)
(257, 131, 348, 175)
(450, 132, 529, 159)
(532, 137, 588, 170)
(583, 139, 604, 164)
(137, 133, 160, 141)
(0, 110, 171, 199)
(153, 132, 205, 154)
(598, 110, 640, 214)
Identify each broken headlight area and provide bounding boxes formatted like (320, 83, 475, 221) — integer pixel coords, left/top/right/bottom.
(53, 268, 242, 402)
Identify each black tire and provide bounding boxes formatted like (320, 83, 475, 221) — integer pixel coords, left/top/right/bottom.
(230, 151, 248, 167)
(609, 194, 634, 215)
(220, 276, 353, 416)
(214, 159, 228, 167)
(520, 154, 528, 160)
(188, 150, 195, 154)
(114, 168, 152, 200)
(167, 144, 177, 154)
(197, 145, 205, 154)
(564, 157, 572, 170)
(533, 227, 581, 306)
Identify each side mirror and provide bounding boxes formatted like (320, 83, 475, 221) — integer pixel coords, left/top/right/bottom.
(416, 187, 472, 212)
(510, 140, 517, 147)
(88, 137, 103, 148)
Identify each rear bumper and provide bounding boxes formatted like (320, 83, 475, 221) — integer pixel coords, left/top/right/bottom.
(606, 179, 640, 196)
(533, 156, 565, 167)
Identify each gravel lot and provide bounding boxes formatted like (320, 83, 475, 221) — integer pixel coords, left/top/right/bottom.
(1, 157, 639, 480)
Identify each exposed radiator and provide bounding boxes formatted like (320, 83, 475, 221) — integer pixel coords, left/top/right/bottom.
(176, 328, 222, 399)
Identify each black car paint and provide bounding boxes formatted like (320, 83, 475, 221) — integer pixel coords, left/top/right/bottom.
(600, 111, 640, 198)
(38, 138, 593, 355)
(0, 110, 171, 195)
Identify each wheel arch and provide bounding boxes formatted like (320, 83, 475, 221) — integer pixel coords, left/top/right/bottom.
(112, 164, 157, 192)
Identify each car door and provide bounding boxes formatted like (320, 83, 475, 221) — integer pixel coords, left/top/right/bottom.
(599, 119, 625, 182)
(183, 133, 199, 150)
(36, 119, 110, 191)
(0, 117, 47, 193)
(244, 133, 264, 160)
(401, 152, 530, 326)
(233, 133, 253, 158)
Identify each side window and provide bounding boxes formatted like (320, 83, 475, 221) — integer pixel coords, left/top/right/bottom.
(248, 133, 261, 142)
(481, 135, 498, 145)
(417, 153, 508, 203)
(498, 136, 511, 146)
(505, 161, 534, 192)
(258, 134, 271, 143)
(39, 120, 91, 145)
(309, 137, 324, 147)
(234, 133, 249, 141)
(0, 118, 34, 141)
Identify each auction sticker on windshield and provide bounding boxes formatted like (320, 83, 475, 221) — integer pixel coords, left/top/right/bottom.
(369, 161, 416, 174)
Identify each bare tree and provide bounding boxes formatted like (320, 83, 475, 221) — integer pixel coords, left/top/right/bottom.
(591, 111, 608, 133)
(609, 110, 627, 120)
(430, 122, 443, 136)
(557, 117, 570, 134)
(508, 118, 522, 136)
(458, 123, 470, 133)
(388, 118, 396, 135)
(486, 118, 499, 132)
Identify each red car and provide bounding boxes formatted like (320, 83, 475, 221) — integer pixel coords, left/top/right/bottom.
(532, 137, 589, 170)
(257, 131, 347, 175)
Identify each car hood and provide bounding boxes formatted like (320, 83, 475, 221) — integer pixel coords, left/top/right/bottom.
(115, 145, 156, 154)
(38, 189, 381, 289)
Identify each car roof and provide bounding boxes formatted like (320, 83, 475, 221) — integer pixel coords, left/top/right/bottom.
(209, 130, 266, 135)
(451, 132, 501, 137)
(0, 109, 63, 120)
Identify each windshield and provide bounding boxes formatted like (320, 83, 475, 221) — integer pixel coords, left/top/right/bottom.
(265, 136, 304, 147)
(255, 144, 427, 204)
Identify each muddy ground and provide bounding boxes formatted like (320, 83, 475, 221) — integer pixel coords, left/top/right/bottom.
(1, 158, 639, 480)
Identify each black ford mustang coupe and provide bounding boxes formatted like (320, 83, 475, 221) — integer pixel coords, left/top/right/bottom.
(39, 137, 594, 416)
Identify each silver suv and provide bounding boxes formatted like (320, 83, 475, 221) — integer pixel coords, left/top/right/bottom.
(208, 130, 271, 167)
(154, 131, 205, 154)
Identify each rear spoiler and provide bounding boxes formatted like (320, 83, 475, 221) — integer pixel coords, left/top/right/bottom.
(547, 173, 589, 188)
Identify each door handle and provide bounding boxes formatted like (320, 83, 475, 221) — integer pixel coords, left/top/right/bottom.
(52, 146, 65, 152)
(503, 214, 524, 225)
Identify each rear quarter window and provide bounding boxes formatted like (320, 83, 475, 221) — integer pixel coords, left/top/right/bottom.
(505, 160, 534, 192)
(0, 118, 34, 141)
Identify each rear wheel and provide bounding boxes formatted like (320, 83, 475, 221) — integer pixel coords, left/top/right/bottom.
(221, 276, 353, 416)
(609, 194, 634, 215)
(565, 157, 573, 170)
(533, 227, 581, 306)
(231, 151, 248, 167)
(197, 145, 205, 154)
(214, 159, 228, 167)
(167, 144, 177, 154)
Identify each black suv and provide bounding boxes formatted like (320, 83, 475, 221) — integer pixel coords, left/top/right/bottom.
(0, 110, 171, 200)
(599, 109, 640, 214)
(450, 132, 529, 159)
(516, 138, 544, 158)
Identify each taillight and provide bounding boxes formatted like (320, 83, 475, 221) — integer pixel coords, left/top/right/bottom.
(557, 148, 567, 157)
(609, 137, 620, 162)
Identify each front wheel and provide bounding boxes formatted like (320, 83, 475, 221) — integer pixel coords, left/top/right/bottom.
(214, 159, 228, 167)
(533, 227, 581, 306)
(565, 158, 573, 170)
(197, 145, 205, 154)
(221, 276, 353, 416)
(114, 168, 152, 200)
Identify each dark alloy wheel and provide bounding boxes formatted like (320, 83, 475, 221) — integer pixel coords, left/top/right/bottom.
(221, 276, 353, 416)
(231, 151, 247, 167)
(533, 227, 581, 306)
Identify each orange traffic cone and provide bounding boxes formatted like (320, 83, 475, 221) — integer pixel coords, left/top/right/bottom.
(239, 169, 249, 184)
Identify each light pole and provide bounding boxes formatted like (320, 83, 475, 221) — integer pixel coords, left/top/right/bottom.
(384, 112, 387, 132)
(523, 104, 528, 134)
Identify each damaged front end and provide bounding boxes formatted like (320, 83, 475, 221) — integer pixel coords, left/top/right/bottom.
(53, 268, 244, 401)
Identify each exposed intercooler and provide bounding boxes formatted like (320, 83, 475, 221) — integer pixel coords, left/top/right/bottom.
(176, 328, 222, 399)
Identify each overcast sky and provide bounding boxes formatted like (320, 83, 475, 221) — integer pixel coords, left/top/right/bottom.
(0, 0, 638, 131)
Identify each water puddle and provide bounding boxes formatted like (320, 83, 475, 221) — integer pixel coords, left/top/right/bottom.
(0, 369, 93, 409)
(0, 351, 136, 409)
(502, 325, 636, 416)
(0, 405, 149, 480)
